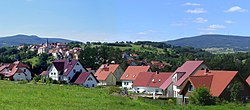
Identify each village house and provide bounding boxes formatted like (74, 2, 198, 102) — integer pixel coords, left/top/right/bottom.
(48, 59, 87, 83)
(179, 70, 250, 104)
(133, 72, 173, 95)
(74, 72, 99, 88)
(120, 66, 151, 89)
(160, 60, 208, 98)
(94, 64, 124, 86)
(246, 76, 250, 86)
(40, 71, 49, 78)
(0, 61, 32, 81)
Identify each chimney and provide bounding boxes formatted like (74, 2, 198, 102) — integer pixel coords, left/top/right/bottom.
(204, 68, 209, 75)
(103, 67, 109, 71)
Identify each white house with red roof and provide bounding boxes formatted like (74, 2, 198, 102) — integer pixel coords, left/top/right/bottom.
(133, 72, 173, 95)
(120, 66, 151, 89)
(74, 72, 98, 88)
(94, 64, 123, 85)
(0, 61, 32, 81)
(160, 61, 208, 98)
(48, 59, 87, 83)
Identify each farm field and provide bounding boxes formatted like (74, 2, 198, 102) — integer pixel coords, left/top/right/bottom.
(0, 80, 249, 110)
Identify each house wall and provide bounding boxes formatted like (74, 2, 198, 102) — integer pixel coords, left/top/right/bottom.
(63, 61, 86, 83)
(172, 64, 208, 98)
(113, 67, 124, 82)
(97, 73, 116, 86)
(82, 74, 98, 88)
(19, 67, 32, 80)
(122, 80, 133, 89)
(13, 72, 26, 81)
(133, 86, 164, 95)
(165, 83, 174, 97)
(49, 65, 60, 80)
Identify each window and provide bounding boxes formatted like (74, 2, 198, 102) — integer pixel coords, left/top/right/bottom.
(188, 85, 194, 91)
(152, 79, 155, 82)
(59, 77, 61, 80)
(158, 79, 161, 82)
(73, 69, 76, 73)
(76, 63, 79, 65)
(54, 73, 56, 75)
(51, 73, 53, 75)
(126, 74, 129, 77)
(23, 69, 26, 72)
(132, 75, 136, 78)
(68, 77, 71, 80)
(80, 69, 82, 73)
(18, 73, 20, 75)
(124, 82, 126, 85)
(86, 84, 89, 87)
(92, 84, 95, 87)
(88, 77, 93, 81)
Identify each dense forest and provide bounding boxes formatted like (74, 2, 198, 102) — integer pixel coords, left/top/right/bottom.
(1, 41, 250, 79)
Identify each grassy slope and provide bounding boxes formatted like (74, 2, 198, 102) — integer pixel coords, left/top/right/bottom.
(0, 80, 249, 110)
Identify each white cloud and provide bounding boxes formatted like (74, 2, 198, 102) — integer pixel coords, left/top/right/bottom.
(225, 6, 248, 13)
(225, 20, 233, 24)
(205, 24, 225, 31)
(194, 17, 208, 23)
(183, 2, 201, 6)
(136, 30, 156, 35)
(186, 8, 207, 14)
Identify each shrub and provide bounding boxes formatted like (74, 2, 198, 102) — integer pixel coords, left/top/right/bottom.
(45, 77, 52, 84)
(18, 79, 28, 84)
(189, 87, 215, 105)
(108, 86, 122, 94)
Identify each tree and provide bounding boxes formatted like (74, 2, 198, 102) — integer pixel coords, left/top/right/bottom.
(228, 82, 241, 102)
(189, 87, 215, 105)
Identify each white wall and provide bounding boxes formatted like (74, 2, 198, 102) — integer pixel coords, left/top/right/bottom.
(49, 65, 60, 80)
(133, 86, 164, 95)
(113, 67, 124, 81)
(13, 72, 26, 81)
(122, 80, 133, 89)
(83, 74, 98, 88)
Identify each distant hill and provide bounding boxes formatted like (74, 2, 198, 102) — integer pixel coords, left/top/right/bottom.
(0, 35, 75, 47)
(165, 34, 250, 51)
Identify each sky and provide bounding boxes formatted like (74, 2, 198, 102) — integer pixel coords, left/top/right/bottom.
(0, 0, 249, 42)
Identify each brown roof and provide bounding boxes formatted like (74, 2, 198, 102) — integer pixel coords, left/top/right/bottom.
(52, 60, 81, 76)
(94, 64, 119, 80)
(40, 71, 49, 76)
(133, 72, 173, 88)
(246, 76, 250, 86)
(190, 70, 238, 97)
(74, 72, 91, 84)
(120, 66, 150, 81)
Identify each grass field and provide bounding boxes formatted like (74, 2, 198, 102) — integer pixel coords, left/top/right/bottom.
(0, 80, 249, 110)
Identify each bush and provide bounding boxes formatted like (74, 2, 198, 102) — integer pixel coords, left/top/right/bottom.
(18, 79, 28, 84)
(108, 86, 122, 94)
(45, 77, 52, 84)
(189, 87, 215, 105)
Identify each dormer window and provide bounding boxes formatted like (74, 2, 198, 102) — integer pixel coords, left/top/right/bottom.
(188, 85, 194, 91)
(152, 79, 155, 82)
(126, 74, 129, 77)
(158, 79, 161, 82)
(88, 77, 93, 81)
(64, 69, 68, 73)
(76, 63, 79, 65)
(132, 75, 136, 78)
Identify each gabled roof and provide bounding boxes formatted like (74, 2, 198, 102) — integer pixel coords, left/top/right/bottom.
(74, 72, 96, 84)
(190, 70, 238, 97)
(120, 66, 150, 81)
(94, 64, 120, 81)
(133, 72, 173, 88)
(40, 71, 49, 76)
(13, 61, 30, 69)
(6, 66, 25, 77)
(175, 61, 204, 86)
(52, 59, 80, 76)
(246, 76, 250, 86)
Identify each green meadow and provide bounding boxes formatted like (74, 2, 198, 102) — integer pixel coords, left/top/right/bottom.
(0, 80, 249, 110)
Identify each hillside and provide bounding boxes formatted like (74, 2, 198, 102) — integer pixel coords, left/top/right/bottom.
(0, 80, 249, 110)
(166, 34, 250, 51)
(0, 34, 74, 47)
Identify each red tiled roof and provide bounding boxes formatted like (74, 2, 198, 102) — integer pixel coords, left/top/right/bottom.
(246, 76, 250, 86)
(175, 61, 204, 86)
(133, 72, 173, 88)
(6, 66, 24, 77)
(189, 75, 213, 90)
(14, 61, 30, 69)
(192, 70, 238, 97)
(40, 71, 49, 76)
(74, 72, 91, 84)
(94, 64, 119, 81)
(120, 66, 150, 81)
(52, 59, 79, 76)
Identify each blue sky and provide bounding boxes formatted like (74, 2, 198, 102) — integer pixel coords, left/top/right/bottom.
(0, 0, 249, 42)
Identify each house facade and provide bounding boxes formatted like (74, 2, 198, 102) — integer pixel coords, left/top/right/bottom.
(120, 66, 150, 89)
(74, 72, 98, 88)
(0, 61, 32, 81)
(133, 72, 173, 95)
(48, 59, 87, 83)
(179, 70, 250, 103)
